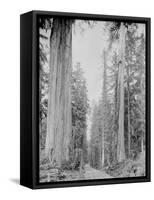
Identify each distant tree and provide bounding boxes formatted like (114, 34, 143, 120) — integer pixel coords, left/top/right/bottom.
(89, 104, 101, 169)
(71, 63, 89, 170)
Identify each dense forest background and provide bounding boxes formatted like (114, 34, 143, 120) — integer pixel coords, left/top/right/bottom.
(39, 18, 146, 182)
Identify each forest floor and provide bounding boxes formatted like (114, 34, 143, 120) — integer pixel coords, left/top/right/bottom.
(105, 152, 145, 178)
(40, 152, 145, 183)
(40, 164, 113, 183)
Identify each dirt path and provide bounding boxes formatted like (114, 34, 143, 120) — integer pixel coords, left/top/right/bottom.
(63, 164, 113, 181)
(84, 164, 112, 179)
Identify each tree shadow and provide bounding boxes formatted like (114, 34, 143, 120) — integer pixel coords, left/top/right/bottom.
(9, 178, 20, 185)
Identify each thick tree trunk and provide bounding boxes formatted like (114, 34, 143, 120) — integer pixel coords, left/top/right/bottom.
(117, 23, 126, 162)
(45, 19, 72, 167)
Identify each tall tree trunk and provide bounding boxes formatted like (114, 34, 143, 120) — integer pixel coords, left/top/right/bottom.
(127, 66, 131, 158)
(45, 19, 72, 167)
(117, 23, 126, 162)
(111, 54, 119, 164)
(113, 74, 118, 163)
(140, 73, 145, 153)
(141, 136, 144, 153)
(101, 50, 107, 167)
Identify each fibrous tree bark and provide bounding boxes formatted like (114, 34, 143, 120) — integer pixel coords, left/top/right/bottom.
(117, 23, 126, 162)
(45, 18, 72, 167)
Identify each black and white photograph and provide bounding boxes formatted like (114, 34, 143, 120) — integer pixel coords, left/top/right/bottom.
(39, 16, 147, 183)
